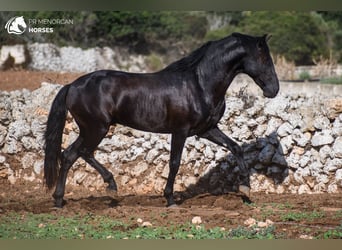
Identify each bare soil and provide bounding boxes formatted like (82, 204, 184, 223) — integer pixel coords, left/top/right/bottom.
(1, 70, 342, 239)
(0, 69, 82, 91)
(0, 179, 341, 239)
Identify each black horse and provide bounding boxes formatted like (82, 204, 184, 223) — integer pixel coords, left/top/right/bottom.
(44, 33, 279, 208)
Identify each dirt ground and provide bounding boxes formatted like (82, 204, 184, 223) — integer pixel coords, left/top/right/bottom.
(0, 179, 341, 239)
(0, 69, 82, 91)
(1, 70, 342, 239)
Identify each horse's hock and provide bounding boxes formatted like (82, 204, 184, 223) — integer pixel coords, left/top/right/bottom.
(0, 80, 342, 195)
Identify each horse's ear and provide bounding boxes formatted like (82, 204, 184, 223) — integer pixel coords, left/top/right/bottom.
(257, 35, 267, 50)
(264, 34, 272, 42)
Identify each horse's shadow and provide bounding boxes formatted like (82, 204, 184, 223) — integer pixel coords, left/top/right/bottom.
(176, 130, 288, 204)
(67, 194, 167, 209)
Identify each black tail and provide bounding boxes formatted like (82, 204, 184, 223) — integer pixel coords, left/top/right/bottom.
(44, 85, 70, 189)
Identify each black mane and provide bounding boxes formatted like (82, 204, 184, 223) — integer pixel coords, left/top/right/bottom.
(162, 33, 245, 73)
(162, 41, 212, 72)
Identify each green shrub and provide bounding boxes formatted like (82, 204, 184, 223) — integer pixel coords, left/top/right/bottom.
(145, 53, 164, 72)
(299, 71, 311, 81)
(321, 76, 342, 84)
(237, 11, 330, 65)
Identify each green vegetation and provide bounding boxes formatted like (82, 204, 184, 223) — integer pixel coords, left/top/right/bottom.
(1, 11, 342, 64)
(321, 76, 342, 84)
(145, 53, 164, 71)
(0, 212, 277, 239)
(298, 71, 312, 81)
(321, 224, 342, 239)
(280, 211, 325, 222)
(0, 11, 207, 53)
(228, 225, 276, 239)
(1, 209, 341, 239)
(238, 12, 330, 65)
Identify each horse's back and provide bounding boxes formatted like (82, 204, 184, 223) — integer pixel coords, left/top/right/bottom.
(65, 69, 215, 135)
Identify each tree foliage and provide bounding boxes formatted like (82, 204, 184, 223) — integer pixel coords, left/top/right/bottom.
(238, 12, 330, 65)
(207, 11, 336, 65)
(1, 11, 342, 65)
(0, 11, 207, 53)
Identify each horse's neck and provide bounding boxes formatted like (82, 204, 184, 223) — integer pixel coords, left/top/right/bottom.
(197, 45, 245, 103)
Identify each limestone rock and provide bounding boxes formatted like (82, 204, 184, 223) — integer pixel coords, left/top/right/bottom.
(332, 137, 342, 158)
(325, 98, 342, 119)
(311, 130, 334, 147)
(277, 122, 293, 137)
(335, 169, 342, 186)
(131, 162, 149, 177)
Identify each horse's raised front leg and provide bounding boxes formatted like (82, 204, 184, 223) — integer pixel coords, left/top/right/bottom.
(198, 126, 250, 198)
(164, 133, 186, 207)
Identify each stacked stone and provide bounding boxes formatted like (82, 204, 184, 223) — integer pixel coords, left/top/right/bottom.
(0, 82, 341, 195)
(0, 43, 148, 73)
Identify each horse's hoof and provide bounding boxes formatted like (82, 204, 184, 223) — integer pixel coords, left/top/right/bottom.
(53, 199, 66, 208)
(50, 206, 62, 210)
(167, 204, 179, 209)
(239, 185, 250, 198)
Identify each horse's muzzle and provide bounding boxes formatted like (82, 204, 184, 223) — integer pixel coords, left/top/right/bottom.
(263, 89, 278, 98)
(263, 82, 279, 98)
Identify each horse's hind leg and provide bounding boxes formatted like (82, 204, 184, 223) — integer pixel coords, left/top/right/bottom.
(78, 125, 117, 193)
(80, 151, 118, 192)
(53, 137, 83, 208)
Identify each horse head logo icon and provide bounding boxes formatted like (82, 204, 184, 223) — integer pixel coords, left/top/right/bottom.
(5, 16, 27, 35)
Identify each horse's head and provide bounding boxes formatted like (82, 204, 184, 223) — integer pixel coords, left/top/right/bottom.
(16, 16, 27, 29)
(235, 33, 279, 98)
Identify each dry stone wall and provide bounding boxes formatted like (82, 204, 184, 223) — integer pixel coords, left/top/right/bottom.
(0, 43, 148, 73)
(1, 80, 342, 196)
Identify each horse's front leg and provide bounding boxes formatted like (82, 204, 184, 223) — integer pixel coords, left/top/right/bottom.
(198, 126, 250, 198)
(164, 133, 186, 207)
